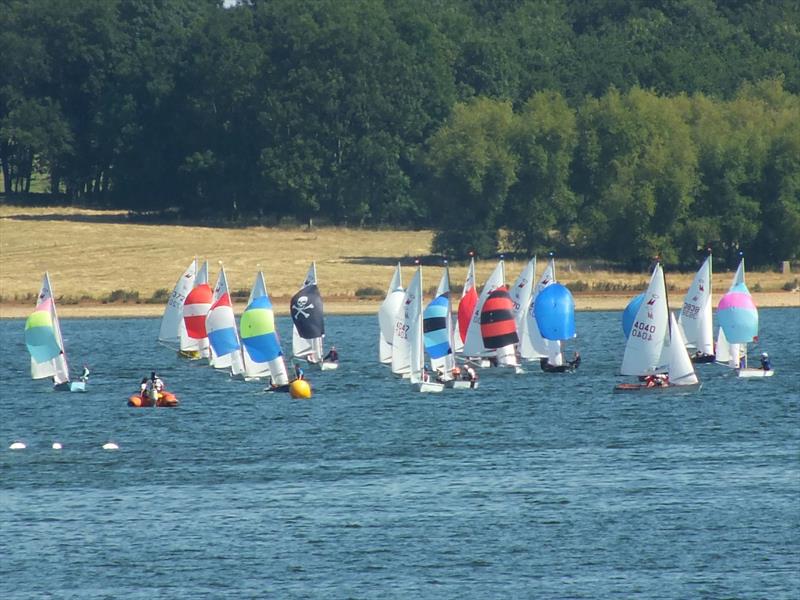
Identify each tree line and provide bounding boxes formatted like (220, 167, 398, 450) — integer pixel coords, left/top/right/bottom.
(2, 0, 798, 268)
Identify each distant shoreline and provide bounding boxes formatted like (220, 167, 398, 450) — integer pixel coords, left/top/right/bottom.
(2, 291, 796, 319)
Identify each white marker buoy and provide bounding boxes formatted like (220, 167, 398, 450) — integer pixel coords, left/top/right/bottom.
(102, 442, 119, 450)
(52, 442, 63, 450)
(9, 442, 26, 450)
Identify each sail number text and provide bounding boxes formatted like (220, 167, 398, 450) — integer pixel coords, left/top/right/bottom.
(631, 320, 657, 341)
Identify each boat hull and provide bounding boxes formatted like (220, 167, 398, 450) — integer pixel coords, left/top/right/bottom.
(736, 368, 775, 378)
(539, 358, 580, 373)
(445, 379, 479, 390)
(128, 391, 179, 407)
(412, 381, 445, 393)
(690, 353, 716, 364)
(613, 382, 702, 393)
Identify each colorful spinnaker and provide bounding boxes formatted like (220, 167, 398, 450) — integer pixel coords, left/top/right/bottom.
(206, 265, 242, 364)
(241, 296, 283, 363)
(183, 283, 213, 340)
(717, 283, 758, 344)
(25, 299, 61, 363)
(480, 286, 519, 349)
(423, 294, 452, 360)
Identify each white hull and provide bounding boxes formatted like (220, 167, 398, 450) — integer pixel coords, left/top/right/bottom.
(320, 361, 339, 371)
(614, 382, 702, 393)
(412, 381, 445, 393)
(736, 368, 774, 378)
(70, 381, 86, 392)
(446, 379, 479, 390)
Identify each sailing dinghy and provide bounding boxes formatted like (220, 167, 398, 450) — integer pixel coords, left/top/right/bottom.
(408, 265, 444, 393)
(379, 263, 404, 365)
(206, 263, 245, 376)
(614, 263, 701, 392)
(715, 257, 773, 378)
(534, 280, 580, 373)
(240, 278, 292, 392)
(678, 253, 715, 363)
(291, 262, 338, 370)
(25, 273, 86, 392)
(461, 259, 523, 374)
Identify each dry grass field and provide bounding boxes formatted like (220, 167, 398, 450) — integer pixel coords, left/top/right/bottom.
(1, 204, 797, 317)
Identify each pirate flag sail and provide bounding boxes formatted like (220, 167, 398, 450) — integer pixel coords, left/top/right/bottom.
(291, 284, 325, 340)
(290, 262, 338, 369)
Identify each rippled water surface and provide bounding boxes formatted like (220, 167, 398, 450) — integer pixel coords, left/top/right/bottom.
(1, 310, 798, 599)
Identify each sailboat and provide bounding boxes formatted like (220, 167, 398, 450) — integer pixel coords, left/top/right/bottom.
(235, 270, 274, 381)
(422, 262, 475, 389)
(614, 263, 701, 392)
(240, 278, 292, 391)
(182, 260, 213, 360)
(206, 263, 244, 376)
(25, 273, 86, 392)
(534, 281, 580, 373)
(715, 257, 772, 378)
(678, 253, 715, 363)
(461, 259, 522, 373)
(157, 259, 196, 355)
(407, 265, 444, 393)
(379, 263, 404, 365)
(519, 258, 560, 363)
(290, 262, 337, 370)
(454, 256, 478, 356)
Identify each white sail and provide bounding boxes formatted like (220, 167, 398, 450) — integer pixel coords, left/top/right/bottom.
(621, 264, 669, 376)
(158, 259, 196, 345)
(391, 268, 419, 376)
(678, 255, 713, 355)
(668, 312, 699, 385)
(408, 266, 425, 384)
(715, 327, 732, 364)
(453, 257, 477, 354)
(30, 273, 70, 384)
(462, 260, 506, 357)
(520, 257, 555, 360)
(509, 258, 536, 332)
(379, 263, 404, 364)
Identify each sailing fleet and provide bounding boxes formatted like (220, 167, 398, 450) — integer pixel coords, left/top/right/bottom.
(23, 253, 776, 398)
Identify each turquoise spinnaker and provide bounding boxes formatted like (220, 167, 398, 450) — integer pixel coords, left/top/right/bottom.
(25, 303, 62, 363)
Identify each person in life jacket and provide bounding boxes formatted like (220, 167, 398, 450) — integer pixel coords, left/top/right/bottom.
(760, 352, 772, 371)
(324, 345, 339, 363)
(293, 363, 305, 380)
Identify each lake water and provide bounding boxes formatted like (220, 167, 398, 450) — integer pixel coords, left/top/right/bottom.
(1, 309, 798, 599)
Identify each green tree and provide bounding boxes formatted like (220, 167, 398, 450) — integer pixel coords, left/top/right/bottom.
(504, 90, 577, 255)
(425, 97, 517, 257)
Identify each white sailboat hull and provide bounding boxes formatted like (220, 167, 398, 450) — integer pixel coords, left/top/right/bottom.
(446, 379, 479, 390)
(411, 381, 445, 393)
(736, 368, 774, 378)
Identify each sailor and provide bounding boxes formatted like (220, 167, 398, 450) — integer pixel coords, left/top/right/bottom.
(294, 363, 305, 380)
(140, 377, 148, 395)
(324, 345, 339, 363)
(570, 351, 581, 368)
(760, 352, 772, 371)
(464, 364, 478, 382)
(81, 365, 90, 382)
